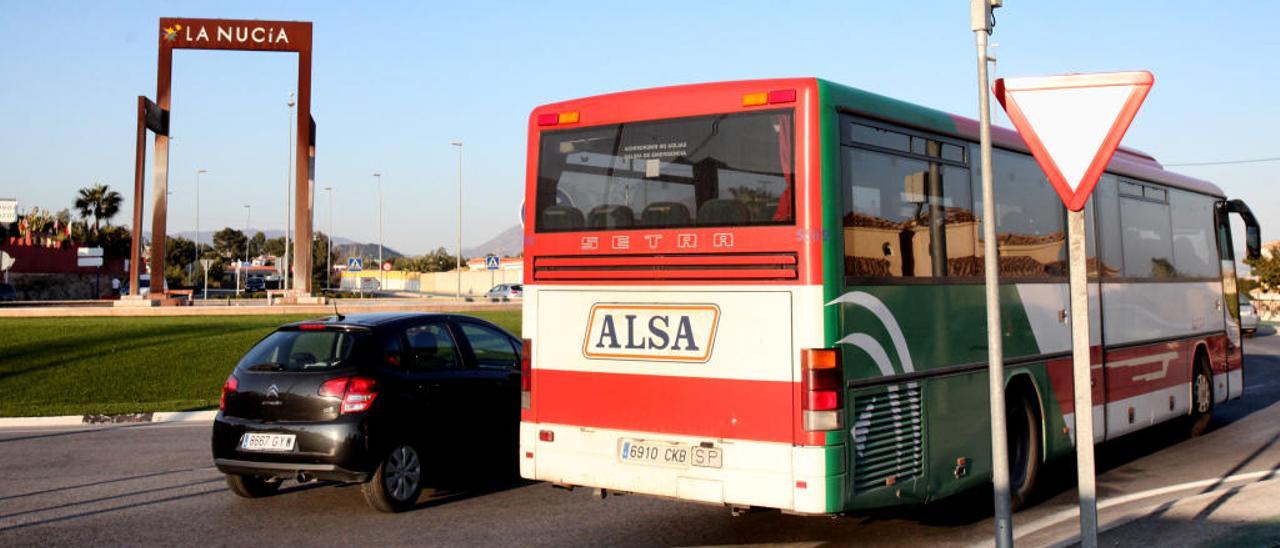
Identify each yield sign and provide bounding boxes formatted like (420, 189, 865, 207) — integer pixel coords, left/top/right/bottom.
(993, 71, 1153, 211)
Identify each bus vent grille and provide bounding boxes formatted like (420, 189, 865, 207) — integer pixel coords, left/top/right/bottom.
(532, 252, 798, 282)
(851, 382, 923, 493)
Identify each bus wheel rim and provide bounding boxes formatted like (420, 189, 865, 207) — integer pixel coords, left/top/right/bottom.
(1195, 374, 1211, 414)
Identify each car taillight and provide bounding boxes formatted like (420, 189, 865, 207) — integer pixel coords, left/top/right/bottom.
(220, 375, 238, 411)
(318, 376, 379, 414)
(802, 349, 843, 431)
(521, 338, 532, 409)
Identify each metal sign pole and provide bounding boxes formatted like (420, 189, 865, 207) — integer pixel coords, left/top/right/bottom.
(971, 1, 1012, 546)
(1068, 209, 1099, 546)
(994, 70, 1153, 548)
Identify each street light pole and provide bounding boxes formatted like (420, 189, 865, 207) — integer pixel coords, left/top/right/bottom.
(451, 141, 463, 300)
(195, 168, 207, 298)
(971, 1, 1012, 547)
(324, 186, 333, 290)
(285, 92, 295, 292)
(372, 171, 383, 292)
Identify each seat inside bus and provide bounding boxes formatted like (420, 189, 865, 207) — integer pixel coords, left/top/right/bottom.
(587, 205, 636, 229)
(746, 201, 778, 222)
(697, 199, 750, 225)
(640, 202, 692, 227)
(541, 205, 585, 230)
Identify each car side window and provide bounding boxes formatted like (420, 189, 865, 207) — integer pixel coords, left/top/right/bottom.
(459, 323, 518, 368)
(383, 334, 405, 368)
(403, 323, 461, 370)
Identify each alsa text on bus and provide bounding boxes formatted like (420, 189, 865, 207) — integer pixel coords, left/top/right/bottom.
(582, 304, 719, 362)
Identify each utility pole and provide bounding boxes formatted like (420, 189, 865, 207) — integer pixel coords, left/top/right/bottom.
(451, 141, 463, 300)
(240, 204, 251, 297)
(285, 92, 295, 292)
(324, 186, 333, 291)
(372, 171, 383, 292)
(971, 1, 1012, 547)
(194, 168, 207, 298)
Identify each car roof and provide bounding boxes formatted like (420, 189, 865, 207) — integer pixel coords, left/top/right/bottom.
(282, 312, 509, 331)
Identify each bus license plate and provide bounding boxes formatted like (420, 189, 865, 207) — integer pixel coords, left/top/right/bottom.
(619, 439, 722, 469)
(240, 433, 296, 452)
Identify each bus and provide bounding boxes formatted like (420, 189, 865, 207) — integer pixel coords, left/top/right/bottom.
(517, 78, 1262, 515)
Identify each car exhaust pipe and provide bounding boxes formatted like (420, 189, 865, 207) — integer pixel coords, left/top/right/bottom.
(296, 472, 315, 483)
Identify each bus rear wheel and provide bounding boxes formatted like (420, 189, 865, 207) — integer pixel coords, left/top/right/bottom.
(1187, 359, 1214, 437)
(1006, 394, 1041, 511)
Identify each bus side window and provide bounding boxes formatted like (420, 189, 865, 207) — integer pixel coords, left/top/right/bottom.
(1169, 189, 1220, 279)
(840, 121, 974, 281)
(973, 150, 1068, 279)
(1118, 179, 1176, 278)
(1094, 175, 1124, 278)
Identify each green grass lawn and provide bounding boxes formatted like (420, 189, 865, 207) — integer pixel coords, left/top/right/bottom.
(0, 310, 521, 417)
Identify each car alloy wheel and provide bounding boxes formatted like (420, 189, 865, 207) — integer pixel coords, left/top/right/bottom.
(384, 445, 422, 501)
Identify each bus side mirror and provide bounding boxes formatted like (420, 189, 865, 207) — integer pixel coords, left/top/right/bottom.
(1226, 199, 1262, 261)
(1246, 225, 1261, 261)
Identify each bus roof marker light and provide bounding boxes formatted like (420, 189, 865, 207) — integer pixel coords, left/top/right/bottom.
(742, 92, 768, 107)
(558, 111, 580, 124)
(767, 89, 797, 104)
(537, 113, 559, 126)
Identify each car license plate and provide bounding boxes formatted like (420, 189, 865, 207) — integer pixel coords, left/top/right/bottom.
(240, 433, 296, 452)
(619, 439, 722, 469)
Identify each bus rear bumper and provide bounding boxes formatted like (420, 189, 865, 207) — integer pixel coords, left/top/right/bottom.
(520, 422, 844, 514)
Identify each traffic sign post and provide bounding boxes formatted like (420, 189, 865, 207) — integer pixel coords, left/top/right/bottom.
(995, 71, 1153, 548)
(200, 259, 212, 300)
(486, 255, 500, 288)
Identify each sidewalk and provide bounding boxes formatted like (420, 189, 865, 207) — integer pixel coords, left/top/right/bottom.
(1012, 398, 1280, 547)
(1100, 477, 1280, 547)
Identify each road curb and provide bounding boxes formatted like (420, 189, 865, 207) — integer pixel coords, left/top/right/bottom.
(0, 410, 217, 429)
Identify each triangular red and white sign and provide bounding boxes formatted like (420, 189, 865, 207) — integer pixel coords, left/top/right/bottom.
(993, 71, 1153, 211)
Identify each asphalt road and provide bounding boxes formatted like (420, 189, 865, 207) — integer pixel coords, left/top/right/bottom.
(2, 328, 1278, 547)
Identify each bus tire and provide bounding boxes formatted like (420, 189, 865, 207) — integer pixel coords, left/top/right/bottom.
(1006, 393, 1041, 511)
(1187, 358, 1214, 438)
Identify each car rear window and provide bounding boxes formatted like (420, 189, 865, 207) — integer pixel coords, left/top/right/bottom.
(237, 329, 367, 372)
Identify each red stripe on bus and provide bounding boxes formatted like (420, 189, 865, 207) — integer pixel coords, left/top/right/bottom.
(531, 369, 795, 444)
(1047, 336, 1226, 415)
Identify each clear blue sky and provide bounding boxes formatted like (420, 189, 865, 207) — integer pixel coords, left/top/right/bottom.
(1, 1, 1276, 255)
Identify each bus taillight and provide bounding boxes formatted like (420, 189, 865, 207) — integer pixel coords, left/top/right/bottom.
(802, 349, 843, 431)
(521, 338, 532, 409)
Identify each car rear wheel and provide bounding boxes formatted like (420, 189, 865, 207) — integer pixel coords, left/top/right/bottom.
(224, 474, 281, 498)
(362, 444, 423, 513)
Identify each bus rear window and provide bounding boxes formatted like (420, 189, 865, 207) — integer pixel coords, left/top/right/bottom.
(535, 109, 795, 232)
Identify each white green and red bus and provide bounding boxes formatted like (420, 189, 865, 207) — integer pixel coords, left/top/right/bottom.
(517, 78, 1262, 515)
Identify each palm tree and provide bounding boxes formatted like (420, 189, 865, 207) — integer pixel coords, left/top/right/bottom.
(74, 183, 124, 233)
